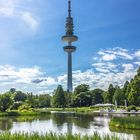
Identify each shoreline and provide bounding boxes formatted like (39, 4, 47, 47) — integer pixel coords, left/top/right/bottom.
(0, 107, 140, 117)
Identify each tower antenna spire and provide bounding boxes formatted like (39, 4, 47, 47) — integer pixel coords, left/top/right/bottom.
(68, 0, 71, 17)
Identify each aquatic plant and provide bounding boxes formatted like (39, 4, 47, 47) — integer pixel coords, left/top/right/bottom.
(110, 117, 140, 129)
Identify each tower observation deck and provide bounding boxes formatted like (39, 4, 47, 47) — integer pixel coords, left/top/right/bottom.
(62, 0, 78, 92)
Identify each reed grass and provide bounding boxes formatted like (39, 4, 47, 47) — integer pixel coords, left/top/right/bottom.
(0, 132, 123, 140)
(110, 117, 140, 129)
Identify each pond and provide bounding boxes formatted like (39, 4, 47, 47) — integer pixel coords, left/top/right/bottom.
(0, 112, 140, 140)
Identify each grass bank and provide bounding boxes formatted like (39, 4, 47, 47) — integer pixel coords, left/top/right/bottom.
(0, 107, 97, 117)
(109, 117, 140, 129)
(0, 132, 123, 140)
(0, 110, 50, 117)
(45, 107, 97, 113)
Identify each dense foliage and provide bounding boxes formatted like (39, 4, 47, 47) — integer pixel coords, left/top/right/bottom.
(103, 67, 140, 106)
(0, 67, 140, 112)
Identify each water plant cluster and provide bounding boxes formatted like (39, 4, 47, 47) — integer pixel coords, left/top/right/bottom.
(0, 132, 124, 140)
(109, 117, 140, 129)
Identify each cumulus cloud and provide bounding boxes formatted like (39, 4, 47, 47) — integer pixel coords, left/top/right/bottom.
(0, 65, 58, 93)
(0, 47, 139, 93)
(92, 62, 117, 73)
(0, 62, 138, 93)
(88, 47, 139, 89)
(0, 0, 39, 31)
(0, 0, 17, 17)
(21, 12, 39, 31)
(101, 53, 116, 61)
(54, 66, 136, 91)
(37, 77, 57, 86)
(134, 61, 140, 65)
(0, 65, 42, 84)
(71, 69, 136, 90)
(134, 50, 140, 58)
(96, 47, 133, 61)
(122, 64, 134, 72)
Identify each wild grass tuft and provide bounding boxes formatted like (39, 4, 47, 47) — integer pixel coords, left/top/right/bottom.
(109, 116, 140, 129)
(0, 132, 125, 140)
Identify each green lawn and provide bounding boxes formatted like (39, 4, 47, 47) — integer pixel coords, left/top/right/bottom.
(0, 110, 49, 117)
(0, 107, 96, 117)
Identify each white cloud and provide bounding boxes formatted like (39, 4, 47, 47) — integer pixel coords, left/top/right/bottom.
(122, 64, 134, 72)
(71, 69, 136, 90)
(134, 50, 140, 58)
(97, 47, 133, 61)
(0, 46, 139, 93)
(58, 74, 67, 84)
(92, 62, 117, 73)
(0, 63, 138, 93)
(0, 0, 39, 31)
(95, 68, 110, 73)
(54, 65, 136, 91)
(101, 54, 116, 61)
(21, 12, 39, 31)
(0, 65, 42, 84)
(39, 77, 57, 86)
(0, 0, 17, 17)
(134, 61, 140, 65)
(0, 65, 58, 93)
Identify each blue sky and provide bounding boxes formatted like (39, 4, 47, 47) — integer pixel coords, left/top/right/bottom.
(0, 0, 140, 93)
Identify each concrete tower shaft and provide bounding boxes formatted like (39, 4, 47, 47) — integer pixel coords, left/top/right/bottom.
(62, 0, 78, 92)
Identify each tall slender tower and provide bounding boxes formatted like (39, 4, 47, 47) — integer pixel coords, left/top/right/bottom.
(62, 0, 78, 92)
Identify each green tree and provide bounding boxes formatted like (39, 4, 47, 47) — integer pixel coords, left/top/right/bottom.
(113, 86, 124, 105)
(90, 89, 104, 105)
(103, 91, 110, 103)
(10, 102, 22, 110)
(14, 91, 27, 102)
(38, 94, 51, 107)
(123, 81, 129, 99)
(53, 85, 66, 107)
(126, 67, 140, 106)
(103, 84, 115, 104)
(26, 92, 37, 108)
(108, 84, 115, 103)
(74, 84, 89, 95)
(10, 88, 16, 94)
(64, 92, 72, 107)
(0, 94, 13, 112)
(73, 92, 92, 107)
(128, 75, 140, 105)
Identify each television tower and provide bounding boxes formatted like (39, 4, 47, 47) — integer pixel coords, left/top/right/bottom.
(62, 0, 78, 92)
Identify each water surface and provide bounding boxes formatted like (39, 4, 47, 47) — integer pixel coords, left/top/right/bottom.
(0, 112, 140, 140)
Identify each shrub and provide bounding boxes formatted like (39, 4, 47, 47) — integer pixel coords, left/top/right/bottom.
(119, 106, 125, 109)
(18, 104, 33, 112)
(10, 102, 22, 110)
(126, 105, 137, 112)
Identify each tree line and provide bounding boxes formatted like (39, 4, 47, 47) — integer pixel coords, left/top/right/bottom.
(0, 67, 140, 112)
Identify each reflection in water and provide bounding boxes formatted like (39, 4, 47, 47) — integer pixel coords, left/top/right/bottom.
(110, 126, 140, 140)
(0, 118, 13, 131)
(72, 113, 94, 129)
(0, 112, 139, 140)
